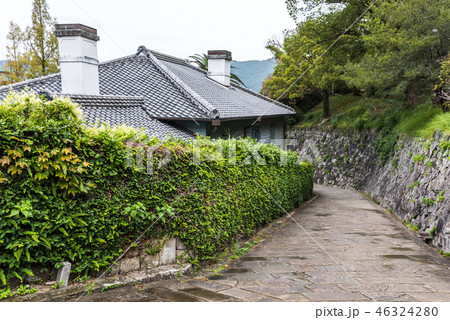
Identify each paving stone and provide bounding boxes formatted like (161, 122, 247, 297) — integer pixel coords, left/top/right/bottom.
(207, 275, 229, 280)
(179, 288, 240, 301)
(303, 291, 372, 301)
(238, 256, 268, 262)
(223, 268, 253, 274)
(221, 273, 274, 280)
(307, 275, 358, 284)
(213, 279, 238, 287)
(408, 292, 450, 302)
(306, 283, 348, 293)
(185, 280, 232, 292)
(145, 287, 201, 302)
(149, 280, 193, 291)
(256, 278, 309, 287)
(271, 271, 309, 279)
(257, 297, 283, 302)
(371, 294, 418, 302)
(267, 293, 311, 302)
(425, 283, 450, 292)
(243, 285, 310, 295)
(33, 185, 450, 302)
(219, 288, 268, 301)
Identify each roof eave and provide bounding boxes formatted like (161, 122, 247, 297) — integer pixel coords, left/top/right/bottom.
(154, 113, 295, 122)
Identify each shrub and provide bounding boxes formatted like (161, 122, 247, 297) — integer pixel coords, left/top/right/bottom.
(372, 133, 399, 165)
(0, 92, 314, 284)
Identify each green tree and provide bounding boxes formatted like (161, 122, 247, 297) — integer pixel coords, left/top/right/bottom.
(189, 53, 209, 70)
(285, 0, 371, 21)
(434, 56, 450, 112)
(4, 21, 28, 84)
(25, 0, 59, 77)
(189, 53, 246, 87)
(343, 0, 450, 103)
(264, 0, 370, 118)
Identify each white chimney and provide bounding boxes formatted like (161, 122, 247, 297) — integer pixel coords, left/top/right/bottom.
(55, 24, 100, 95)
(207, 50, 232, 87)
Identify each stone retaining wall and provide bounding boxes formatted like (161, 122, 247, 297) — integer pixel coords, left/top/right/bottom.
(113, 237, 190, 275)
(25, 237, 189, 285)
(288, 128, 450, 252)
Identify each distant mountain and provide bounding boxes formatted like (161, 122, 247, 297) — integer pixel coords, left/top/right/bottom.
(231, 58, 276, 93)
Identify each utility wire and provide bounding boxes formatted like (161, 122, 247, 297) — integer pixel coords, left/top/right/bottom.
(71, 0, 128, 55)
(253, 0, 379, 125)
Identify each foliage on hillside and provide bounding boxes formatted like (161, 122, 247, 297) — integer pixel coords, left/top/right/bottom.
(295, 94, 450, 139)
(434, 56, 450, 112)
(263, 0, 450, 119)
(0, 92, 313, 285)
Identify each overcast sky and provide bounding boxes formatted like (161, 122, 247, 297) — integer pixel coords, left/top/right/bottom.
(0, 0, 296, 62)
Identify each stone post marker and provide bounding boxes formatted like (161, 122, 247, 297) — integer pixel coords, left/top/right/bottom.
(56, 262, 72, 287)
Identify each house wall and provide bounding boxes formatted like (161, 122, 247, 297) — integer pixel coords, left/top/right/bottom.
(207, 117, 286, 149)
(176, 117, 286, 148)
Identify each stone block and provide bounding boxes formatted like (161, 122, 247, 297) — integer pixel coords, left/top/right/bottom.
(444, 221, 450, 235)
(56, 262, 71, 287)
(108, 261, 121, 276)
(140, 238, 164, 255)
(160, 238, 176, 265)
(141, 252, 160, 269)
(120, 257, 140, 274)
(176, 238, 187, 250)
(123, 246, 139, 258)
(177, 250, 187, 263)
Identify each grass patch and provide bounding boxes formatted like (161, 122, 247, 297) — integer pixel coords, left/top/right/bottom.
(405, 223, 419, 232)
(100, 283, 124, 292)
(229, 239, 261, 259)
(0, 284, 37, 301)
(439, 251, 450, 257)
(296, 94, 450, 139)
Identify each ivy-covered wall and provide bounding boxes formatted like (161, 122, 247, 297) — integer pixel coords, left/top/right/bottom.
(289, 128, 450, 253)
(0, 92, 314, 285)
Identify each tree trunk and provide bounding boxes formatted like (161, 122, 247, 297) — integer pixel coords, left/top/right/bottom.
(323, 89, 330, 119)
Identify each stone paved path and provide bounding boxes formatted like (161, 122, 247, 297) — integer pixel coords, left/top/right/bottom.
(74, 185, 450, 302)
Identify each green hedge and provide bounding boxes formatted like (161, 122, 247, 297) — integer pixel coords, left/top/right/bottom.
(0, 92, 313, 285)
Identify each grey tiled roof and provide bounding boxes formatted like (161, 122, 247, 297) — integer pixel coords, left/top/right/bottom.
(99, 54, 212, 120)
(67, 94, 145, 109)
(0, 45, 294, 139)
(0, 74, 61, 97)
(66, 94, 195, 141)
(148, 49, 295, 120)
(162, 60, 294, 120)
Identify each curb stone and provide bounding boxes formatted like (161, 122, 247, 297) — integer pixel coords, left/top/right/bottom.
(6, 263, 192, 302)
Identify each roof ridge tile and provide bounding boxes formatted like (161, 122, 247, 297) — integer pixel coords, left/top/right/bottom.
(100, 54, 136, 66)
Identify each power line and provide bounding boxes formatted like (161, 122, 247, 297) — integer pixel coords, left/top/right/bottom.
(71, 0, 128, 55)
